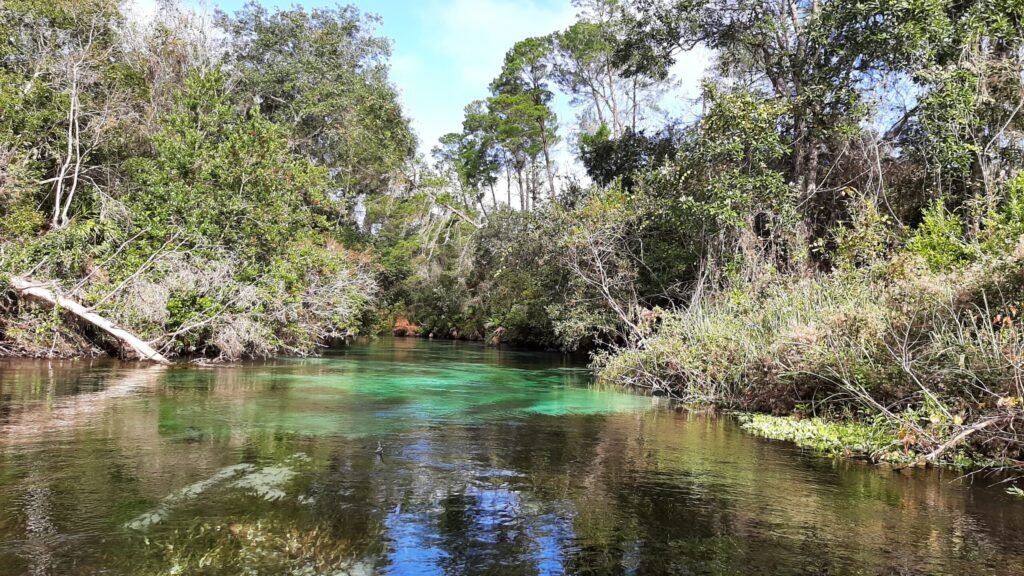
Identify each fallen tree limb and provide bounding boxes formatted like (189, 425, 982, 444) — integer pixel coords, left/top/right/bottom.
(924, 417, 1001, 462)
(8, 276, 171, 364)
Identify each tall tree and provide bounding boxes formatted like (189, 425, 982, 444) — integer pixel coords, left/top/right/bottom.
(218, 2, 416, 215)
(549, 0, 666, 138)
(434, 131, 499, 215)
(0, 0, 141, 231)
(896, 0, 1024, 216)
(491, 38, 561, 204)
(124, 69, 329, 264)
(614, 0, 949, 238)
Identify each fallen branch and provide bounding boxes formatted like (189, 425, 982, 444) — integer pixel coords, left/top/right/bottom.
(925, 417, 1001, 462)
(439, 202, 483, 229)
(9, 276, 171, 364)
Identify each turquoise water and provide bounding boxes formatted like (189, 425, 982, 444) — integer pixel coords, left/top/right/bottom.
(0, 338, 1022, 575)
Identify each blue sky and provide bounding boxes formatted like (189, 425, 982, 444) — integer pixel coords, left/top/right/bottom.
(127, 0, 710, 159)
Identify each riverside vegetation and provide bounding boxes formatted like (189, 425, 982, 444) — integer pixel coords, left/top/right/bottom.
(2, 0, 1024, 472)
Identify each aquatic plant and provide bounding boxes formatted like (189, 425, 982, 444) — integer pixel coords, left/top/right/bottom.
(229, 467, 298, 502)
(127, 454, 312, 531)
(737, 413, 907, 463)
(135, 519, 372, 576)
(126, 464, 257, 531)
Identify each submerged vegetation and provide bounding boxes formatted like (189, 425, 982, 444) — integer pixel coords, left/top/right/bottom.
(2, 0, 1024, 468)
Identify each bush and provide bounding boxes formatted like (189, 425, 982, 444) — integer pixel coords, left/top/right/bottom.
(833, 191, 893, 269)
(598, 253, 1024, 463)
(1, 69, 377, 360)
(906, 199, 974, 270)
(983, 172, 1024, 255)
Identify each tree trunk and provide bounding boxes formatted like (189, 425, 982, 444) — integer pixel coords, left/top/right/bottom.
(9, 276, 172, 364)
(504, 159, 513, 207)
(517, 167, 527, 211)
(539, 118, 557, 201)
(606, 65, 622, 137)
(631, 77, 639, 133)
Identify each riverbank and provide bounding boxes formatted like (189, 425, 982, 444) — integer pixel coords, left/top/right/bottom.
(597, 253, 1024, 472)
(4, 293, 1021, 475)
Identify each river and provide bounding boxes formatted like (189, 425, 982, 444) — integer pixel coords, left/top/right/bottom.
(0, 337, 1022, 575)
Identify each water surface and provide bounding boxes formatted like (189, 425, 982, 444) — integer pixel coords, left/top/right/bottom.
(0, 338, 1022, 575)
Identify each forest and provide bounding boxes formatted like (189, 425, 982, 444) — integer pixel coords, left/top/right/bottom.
(2, 0, 1024, 467)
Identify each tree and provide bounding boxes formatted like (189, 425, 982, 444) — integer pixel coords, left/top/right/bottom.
(218, 2, 416, 214)
(125, 69, 328, 264)
(0, 0, 142, 231)
(433, 131, 496, 216)
(898, 0, 1024, 220)
(614, 0, 949, 240)
(490, 38, 561, 205)
(461, 100, 507, 207)
(549, 0, 666, 138)
(682, 84, 797, 267)
(578, 123, 682, 190)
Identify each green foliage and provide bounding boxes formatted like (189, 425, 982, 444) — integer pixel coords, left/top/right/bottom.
(692, 85, 792, 225)
(578, 123, 682, 190)
(218, 2, 415, 204)
(904, 0, 1024, 204)
(124, 69, 327, 266)
(374, 0, 1024, 469)
(738, 413, 904, 462)
(0, 154, 44, 239)
(913, 67, 982, 189)
(982, 172, 1024, 254)
(0, 0, 132, 232)
(833, 191, 894, 269)
(907, 200, 974, 270)
(4, 0, 1024, 475)
(0, 1, 390, 360)
(466, 208, 563, 344)
(598, 252, 1024, 461)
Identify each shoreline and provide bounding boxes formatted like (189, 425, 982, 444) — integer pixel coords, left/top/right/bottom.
(3, 338, 1021, 479)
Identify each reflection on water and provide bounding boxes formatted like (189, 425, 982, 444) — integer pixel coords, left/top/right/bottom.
(0, 338, 1023, 575)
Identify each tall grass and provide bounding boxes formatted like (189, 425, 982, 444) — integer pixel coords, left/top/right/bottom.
(597, 254, 1024, 465)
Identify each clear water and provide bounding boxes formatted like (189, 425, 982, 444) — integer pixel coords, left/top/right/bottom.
(0, 338, 1022, 575)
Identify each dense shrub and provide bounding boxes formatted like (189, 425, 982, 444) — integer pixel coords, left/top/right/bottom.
(0, 2, 401, 360)
(906, 200, 975, 271)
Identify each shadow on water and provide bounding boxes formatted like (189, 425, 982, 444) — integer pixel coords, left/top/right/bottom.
(0, 337, 1022, 575)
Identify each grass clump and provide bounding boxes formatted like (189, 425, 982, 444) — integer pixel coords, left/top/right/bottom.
(598, 250, 1024, 467)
